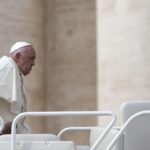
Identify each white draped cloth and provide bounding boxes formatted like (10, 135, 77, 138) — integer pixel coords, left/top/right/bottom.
(0, 56, 29, 133)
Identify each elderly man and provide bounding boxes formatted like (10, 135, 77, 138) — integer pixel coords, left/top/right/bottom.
(0, 41, 36, 134)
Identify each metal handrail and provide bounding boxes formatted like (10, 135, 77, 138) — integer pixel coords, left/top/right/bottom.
(0, 116, 4, 134)
(58, 112, 116, 150)
(58, 126, 93, 138)
(11, 111, 116, 150)
(106, 110, 150, 150)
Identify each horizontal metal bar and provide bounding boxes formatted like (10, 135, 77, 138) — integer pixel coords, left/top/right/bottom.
(11, 111, 116, 150)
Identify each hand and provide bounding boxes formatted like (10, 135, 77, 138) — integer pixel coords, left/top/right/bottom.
(1, 122, 12, 135)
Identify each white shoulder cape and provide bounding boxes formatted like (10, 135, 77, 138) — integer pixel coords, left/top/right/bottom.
(0, 56, 25, 114)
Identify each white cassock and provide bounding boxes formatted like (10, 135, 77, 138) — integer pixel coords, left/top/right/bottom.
(0, 56, 29, 133)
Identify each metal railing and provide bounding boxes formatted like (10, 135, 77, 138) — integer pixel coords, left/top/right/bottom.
(106, 110, 150, 150)
(0, 116, 4, 134)
(11, 111, 116, 150)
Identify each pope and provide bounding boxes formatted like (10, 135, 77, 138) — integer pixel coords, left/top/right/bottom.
(0, 41, 36, 134)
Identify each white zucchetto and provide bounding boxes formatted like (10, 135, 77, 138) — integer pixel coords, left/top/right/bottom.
(10, 41, 31, 53)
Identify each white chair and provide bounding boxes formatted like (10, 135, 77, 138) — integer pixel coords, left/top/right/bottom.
(121, 101, 150, 150)
(106, 101, 150, 150)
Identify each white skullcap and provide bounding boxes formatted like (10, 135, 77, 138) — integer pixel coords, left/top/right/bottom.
(9, 41, 31, 53)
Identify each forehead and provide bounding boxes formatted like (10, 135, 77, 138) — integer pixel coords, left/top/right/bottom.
(21, 46, 36, 58)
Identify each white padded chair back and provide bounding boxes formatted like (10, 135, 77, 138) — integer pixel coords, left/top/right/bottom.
(121, 101, 150, 150)
(121, 101, 150, 123)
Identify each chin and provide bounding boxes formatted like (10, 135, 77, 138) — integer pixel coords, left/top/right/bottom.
(23, 72, 29, 76)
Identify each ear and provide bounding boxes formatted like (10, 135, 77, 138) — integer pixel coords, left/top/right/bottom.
(15, 52, 21, 62)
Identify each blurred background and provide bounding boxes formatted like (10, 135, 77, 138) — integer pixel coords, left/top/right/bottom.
(0, 0, 150, 145)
